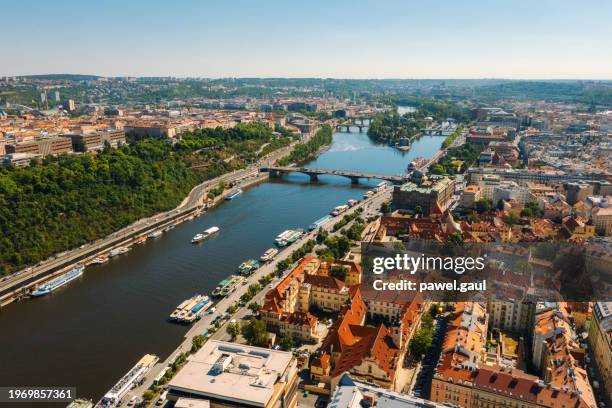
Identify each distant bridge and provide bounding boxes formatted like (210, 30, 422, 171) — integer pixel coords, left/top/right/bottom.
(260, 166, 406, 184)
(335, 118, 371, 133)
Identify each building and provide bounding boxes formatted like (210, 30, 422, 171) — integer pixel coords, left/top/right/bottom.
(588, 302, 612, 405)
(592, 206, 612, 235)
(330, 373, 446, 408)
(167, 340, 298, 408)
(260, 256, 322, 343)
(124, 124, 177, 138)
(5, 136, 73, 156)
(392, 172, 455, 215)
(61, 99, 76, 112)
(460, 185, 482, 210)
(63, 129, 126, 151)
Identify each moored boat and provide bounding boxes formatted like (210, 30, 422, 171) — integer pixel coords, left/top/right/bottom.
(309, 215, 331, 231)
(148, 230, 162, 239)
(260, 247, 279, 262)
(224, 188, 243, 200)
(30, 265, 85, 297)
(238, 259, 260, 275)
(89, 254, 109, 265)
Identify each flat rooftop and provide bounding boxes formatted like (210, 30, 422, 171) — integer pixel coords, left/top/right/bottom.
(168, 340, 294, 407)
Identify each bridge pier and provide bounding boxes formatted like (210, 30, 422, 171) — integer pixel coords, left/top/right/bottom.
(349, 176, 360, 184)
(309, 173, 319, 182)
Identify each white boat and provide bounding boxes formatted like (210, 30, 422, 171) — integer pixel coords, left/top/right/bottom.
(30, 265, 84, 297)
(95, 354, 159, 407)
(331, 205, 349, 216)
(108, 247, 130, 257)
(260, 247, 279, 262)
(148, 231, 162, 239)
(347, 199, 358, 207)
(192, 226, 220, 243)
(89, 255, 109, 265)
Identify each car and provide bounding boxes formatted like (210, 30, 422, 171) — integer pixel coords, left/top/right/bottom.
(127, 396, 140, 407)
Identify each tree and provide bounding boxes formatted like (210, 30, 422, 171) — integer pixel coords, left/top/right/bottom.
(226, 322, 241, 341)
(520, 201, 543, 218)
(467, 212, 480, 223)
(279, 335, 294, 351)
(380, 202, 390, 214)
(475, 199, 491, 214)
(504, 212, 520, 225)
(329, 264, 347, 282)
(414, 205, 423, 216)
(242, 317, 268, 347)
(447, 232, 464, 246)
(142, 390, 157, 403)
(316, 228, 329, 244)
(409, 327, 433, 358)
(191, 334, 206, 353)
(421, 313, 434, 330)
(248, 302, 262, 315)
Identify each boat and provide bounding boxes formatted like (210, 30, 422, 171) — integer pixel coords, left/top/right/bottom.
(374, 181, 388, 192)
(331, 204, 349, 216)
(135, 237, 147, 245)
(260, 247, 279, 262)
(212, 275, 245, 298)
(224, 188, 243, 200)
(89, 254, 109, 265)
(238, 259, 260, 275)
(347, 199, 358, 207)
(408, 156, 428, 172)
(363, 190, 374, 199)
(191, 226, 220, 243)
(169, 294, 212, 323)
(148, 230, 162, 239)
(164, 224, 176, 232)
(95, 354, 158, 408)
(309, 215, 331, 231)
(274, 229, 304, 247)
(30, 265, 85, 297)
(108, 247, 130, 257)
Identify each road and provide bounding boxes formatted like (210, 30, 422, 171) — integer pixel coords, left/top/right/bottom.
(118, 187, 392, 407)
(0, 143, 296, 307)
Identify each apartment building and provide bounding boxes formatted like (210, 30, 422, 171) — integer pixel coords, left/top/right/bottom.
(392, 172, 455, 215)
(588, 302, 612, 404)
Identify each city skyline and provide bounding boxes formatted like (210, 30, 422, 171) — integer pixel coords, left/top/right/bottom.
(3, 0, 612, 79)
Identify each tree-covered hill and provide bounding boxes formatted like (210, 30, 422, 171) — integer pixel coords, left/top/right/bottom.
(0, 123, 288, 275)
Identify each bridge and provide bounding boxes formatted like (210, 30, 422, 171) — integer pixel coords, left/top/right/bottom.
(260, 166, 406, 184)
(335, 118, 371, 133)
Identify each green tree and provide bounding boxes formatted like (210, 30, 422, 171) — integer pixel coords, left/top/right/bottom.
(279, 335, 294, 351)
(226, 322, 241, 341)
(242, 317, 268, 347)
(409, 327, 433, 358)
(475, 199, 491, 214)
(504, 212, 520, 225)
(191, 334, 206, 353)
(380, 202, 390, 214)
(329, 264, 347, 281)
(248, 302, 262, 315)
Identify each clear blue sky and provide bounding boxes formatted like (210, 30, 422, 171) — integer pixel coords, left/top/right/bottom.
(3, 0, 611, 79)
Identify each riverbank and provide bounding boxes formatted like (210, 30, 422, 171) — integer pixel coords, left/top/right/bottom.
(0, 140, 295, 308)
(0, 130, 445, 402)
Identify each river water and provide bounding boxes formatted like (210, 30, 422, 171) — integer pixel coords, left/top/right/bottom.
(0, 126, 444, 402)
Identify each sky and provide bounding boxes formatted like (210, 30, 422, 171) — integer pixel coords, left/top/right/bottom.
(2, 0, 611, 79)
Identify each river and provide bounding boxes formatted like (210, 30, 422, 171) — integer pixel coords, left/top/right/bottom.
(0, 125, 445, 402)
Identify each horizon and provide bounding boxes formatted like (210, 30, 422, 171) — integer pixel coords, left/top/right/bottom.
(3, 0, 611, 79)
(10, 74, 612, 82)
